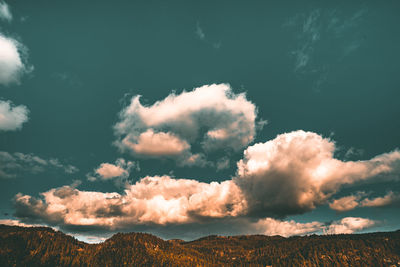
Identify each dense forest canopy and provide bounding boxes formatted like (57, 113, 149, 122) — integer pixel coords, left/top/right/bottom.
(1, 225, 399, 266)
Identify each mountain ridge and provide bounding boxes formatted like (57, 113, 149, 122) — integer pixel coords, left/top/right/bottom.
(1, 224, 400, 266)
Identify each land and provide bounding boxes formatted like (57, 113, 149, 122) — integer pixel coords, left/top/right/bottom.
(1, 224, 400, 266)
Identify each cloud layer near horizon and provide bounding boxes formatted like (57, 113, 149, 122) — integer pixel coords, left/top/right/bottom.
(14, 176, 247, 227)
(13, 130, 400, 232)
(253, 216, 377, 237)
(114, 84, 260, 166)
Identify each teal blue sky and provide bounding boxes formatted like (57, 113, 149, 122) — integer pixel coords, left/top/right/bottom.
(0, 0, 399, 242)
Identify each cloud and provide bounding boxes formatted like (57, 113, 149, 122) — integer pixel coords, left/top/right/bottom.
(73, 234, 109, 244)
(0, 151, 78, 179)
(0, 219, 38, 227)
(13, 131, 400, 231)
(195, 21, 221, 49)
(329, 191, 400, 212)
(361, 192, 400, 207)
(253, 218, 323, 237)
(235, 130, 400, 218)
(253, 216, 377, 237)
(88, 158, 137, 181)
(0, 100, 29, 131)
(285, 8, 367, 91)
(14, 176, 247, 228)
(0, 34, 32, 86)
(195, 21, 205, 40)
(324, 217, 377, 234)
(114, 84, 260, 166)
(216, 157, 230, 171)
(344, 147, 364, 160)
(122, 129, 190, 156)
(0, 1, 12, 22)
(329, 192, 365, 212)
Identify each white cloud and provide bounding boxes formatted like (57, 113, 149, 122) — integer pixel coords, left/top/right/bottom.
(254, 216, 377, 237)
(14, 176, 247, 228)
(96, 163, 127, 179)
(89, 158, 136, 181)
(254, 218, 323, 237)
(0, 151, 78, 178)
(0, 1, 12, 22)
(361, 192, 400, 207)
(114, 84, 259, 166)
(0, 219, 38, 227)
(235, 130, 400, 217)
(329, 193, 364, 212)
(0, 100, 29, 131)
(329, 191, 400, 212)
(0, 34, 31, 86)
(13, 131, 400, 230)
(324, 217, 377, 234)
(122, 129, 190, 156)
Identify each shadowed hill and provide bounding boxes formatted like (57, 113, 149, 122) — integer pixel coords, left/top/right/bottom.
(1, 224, 400, 266)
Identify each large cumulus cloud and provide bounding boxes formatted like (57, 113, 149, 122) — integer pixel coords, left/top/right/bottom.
(114, 84, 260, 166)
(235, 130, 400, 217)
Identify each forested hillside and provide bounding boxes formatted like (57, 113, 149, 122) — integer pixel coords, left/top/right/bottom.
(1, 224, 400, 266)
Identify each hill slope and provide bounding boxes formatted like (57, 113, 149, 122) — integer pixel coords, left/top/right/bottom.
(1, 224, 400, 266)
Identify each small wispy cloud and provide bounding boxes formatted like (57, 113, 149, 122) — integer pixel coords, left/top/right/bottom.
(195, 21, 221, 49)
(216, 157, 230, 171)
(53, 72, 83, 88)
(195, 21, 205, 40)
(285, 7, 367, 91)
(0, 1, 12, 22)
(0, 151, 78, 179)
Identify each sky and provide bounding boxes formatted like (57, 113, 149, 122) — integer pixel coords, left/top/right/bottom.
(0, 0, 399, 243)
